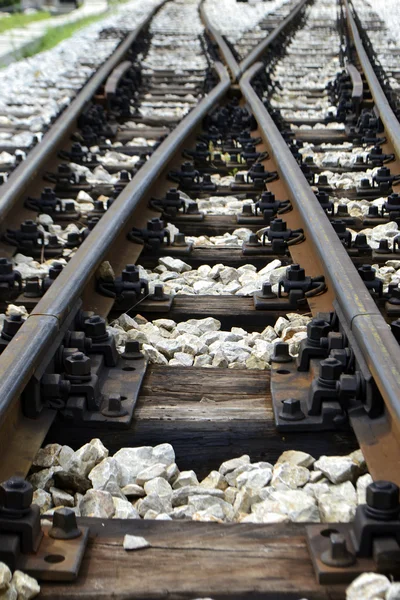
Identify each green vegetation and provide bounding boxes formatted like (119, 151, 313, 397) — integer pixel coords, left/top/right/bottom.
(0, 10, 51, 34)
(21, 11, 107, 58)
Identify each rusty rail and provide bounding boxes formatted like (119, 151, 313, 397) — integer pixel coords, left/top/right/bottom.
(239, 62, 400, 443)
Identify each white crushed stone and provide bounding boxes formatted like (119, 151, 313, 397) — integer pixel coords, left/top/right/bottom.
(30, 441, 370, 526)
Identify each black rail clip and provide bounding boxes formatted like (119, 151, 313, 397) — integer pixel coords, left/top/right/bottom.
(0, 476, 88, 580)
(307, 480, 400, 584)
(22, 303, 147, 429)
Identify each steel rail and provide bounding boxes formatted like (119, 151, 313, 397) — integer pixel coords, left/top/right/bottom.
(0, 62, 231, 424)
(344, 0, 400, 161)
(240, 63, 400, 430)
(0, 0, 167, 225)
(239, 0, 309, 75)
(200, 0, 309, 82)
(199, 1, 240, 81)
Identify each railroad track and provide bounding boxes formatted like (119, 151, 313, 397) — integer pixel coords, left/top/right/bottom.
(0, 0, 400, 597)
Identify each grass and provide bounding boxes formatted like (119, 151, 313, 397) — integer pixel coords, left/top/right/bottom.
(21, 11, 108, 58)
(0, 10, 51, 34)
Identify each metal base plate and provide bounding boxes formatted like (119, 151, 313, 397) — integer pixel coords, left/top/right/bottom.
(270, 359, 349, 431)
(306, 524, 376, 585)
(19, 524, 89, 582)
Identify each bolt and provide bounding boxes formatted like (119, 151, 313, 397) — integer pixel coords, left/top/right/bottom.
(365, 481, 400, 521)
(336, 204, 349, 216)
(151, 284, 167, 301)
(279, 398, 305, 421)
(122, 340, 143, 360)
(321, 533, 356, 567)
(319, 357, 343, 383)
(260, 282, 277, 299)
(25, 277, 42, 298)
(271, 342, 292, 363)
(187, 202, 200, 215)
(2, 315, 24, 340)
(49, 508, 82, 540)
(0, 258, 13, 275)
(242, 204, 253, 215)
(84, 315, 107, 339)
(0, 476, 33, 513)
(358, 264, 376, 281)
(101, 394, 128, 418)
(64, 352, 91, 377)
(247, 234, 260, 246)
(173, 233, 186, 246)
(307, 318, 330, 346)
(375, 239, 390, 254)
(287, 264, 305, 281)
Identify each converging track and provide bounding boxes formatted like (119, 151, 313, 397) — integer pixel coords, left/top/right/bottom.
(0, 0, 400, 597)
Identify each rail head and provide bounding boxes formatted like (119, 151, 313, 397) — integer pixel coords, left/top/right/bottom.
(0, 62, 231, 426)
(0, 0, 168, 227)
(239, 62, 400, 432)
(344, 0, 400, 160)
(199, 0, 240, 82)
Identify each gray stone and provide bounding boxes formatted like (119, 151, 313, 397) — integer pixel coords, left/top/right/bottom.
(194, 354, 213, 367)
(170, 504, 196, 519)
(142, 344, 168, 365)
(11, 571, 40, 599)
(356, 473, 373, 505)
(245, 355, 268, 370)
(153, 318, 176, 331)
(166, 463, 180, 484)
(121, 484, 146, 498)
(136, 463, 168, 486)
(170, 352, 194, 366)
(318, 493, 356, 523)
(144, 477, 172, 498)
(192, 505, 225, 522)
(219, 455, 250, 476)
(172, 486, 225, 507)
(153, 443, 175, 466)
(27, 467, 63, 491)
(271, 463, 310, 490)
(79, 490, 115, 518)
(50, 487, 74, 508)
(159, 257, 191, 273)
(212, 353, 228, 368)
(52, 470, 91, 495)
(266, 489, 320, 522)
(88, 457, 123, 490)
(123, 535, 150, 551)
(0, 584, 17, 600)
(65, 438, 108, 479)
(241, 511, 289, 524)
(233, 488, 252, 515)
(32, 489, 53, 515)
(200, 471, 228, 491)
(155, 338, 183, 359)
(113, 446, 156, 485)
(188, 495, 234, 520)
(224, 487, 239, 505)
(32, 444, 62, 468)
(172, 470, 199, 489)
(387, 583, 400, 600)
(303, 482, 331, 501)
(225, 464, 258, 487)
(349, 449, 367, 474)
(345, 572, 390, 600)
(236, 468, 272, 491)
(276, 450, 315, 469)
(137, 493, 172, 517)
(112, 498, 140, 519)
(57, 445, 74, 469)
(155, 513, 173, 521)
(0, 563, 11, 592)
(314, 455, 358, 484)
